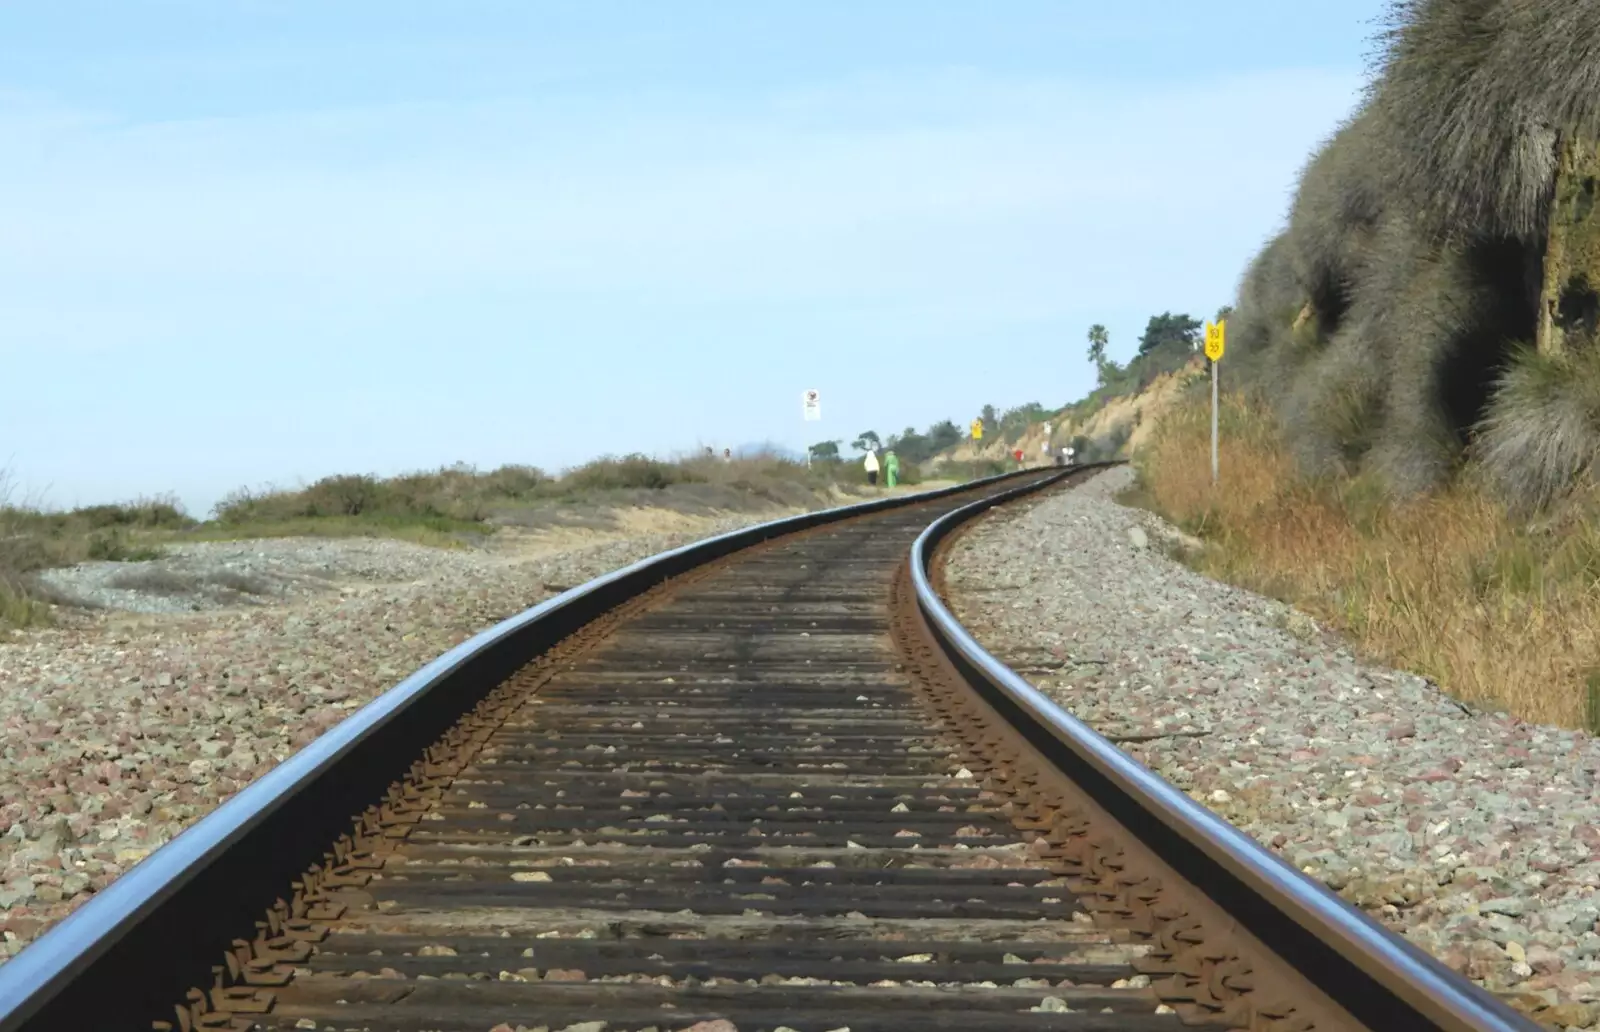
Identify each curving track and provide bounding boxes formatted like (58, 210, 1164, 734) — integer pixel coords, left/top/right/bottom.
(0, 469, 1540, 1032)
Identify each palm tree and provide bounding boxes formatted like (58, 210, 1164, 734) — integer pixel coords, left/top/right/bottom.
(1086, 324, 1108, 366)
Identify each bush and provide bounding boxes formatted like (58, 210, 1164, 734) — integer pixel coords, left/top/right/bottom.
(85, 530, 162, 562)
(481, 464, 548, 497)
(73, 496, 195, 530)
(299, 475, 390, 517)
(561, 454, 705, 492)
(1476, 344, 1600, 510)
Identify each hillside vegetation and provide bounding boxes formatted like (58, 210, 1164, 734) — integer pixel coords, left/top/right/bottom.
(1131, 0, 1600, 729)
(1226, 0, 1600, 504)
(0, 453, 912, 631)
(929, 317, 1209, 473)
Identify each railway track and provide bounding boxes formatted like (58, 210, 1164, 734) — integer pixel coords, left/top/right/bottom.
(0, 468, 1539, 1032)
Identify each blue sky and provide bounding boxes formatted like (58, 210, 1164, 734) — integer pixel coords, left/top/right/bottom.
(1, 2, 1386, 515)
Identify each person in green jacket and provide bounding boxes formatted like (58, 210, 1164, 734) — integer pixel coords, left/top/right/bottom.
(884, 450, 900, 488)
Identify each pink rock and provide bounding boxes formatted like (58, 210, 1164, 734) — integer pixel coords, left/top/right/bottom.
(1527, 945, 1564, 975)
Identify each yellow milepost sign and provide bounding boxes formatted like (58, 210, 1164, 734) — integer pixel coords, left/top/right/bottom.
(1204, 320, 1226, 362)
(970, 418, 984, 440)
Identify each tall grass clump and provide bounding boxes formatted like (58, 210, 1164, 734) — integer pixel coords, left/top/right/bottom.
(1476, 344, 1600, 509)
(1369, 0, 1599, 246)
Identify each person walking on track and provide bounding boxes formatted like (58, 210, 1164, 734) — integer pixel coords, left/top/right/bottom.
(864, 449, 880, 487)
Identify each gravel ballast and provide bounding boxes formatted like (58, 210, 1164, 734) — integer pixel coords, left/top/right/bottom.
(943, 467, 1600, 1030)
(0, 511, 797, 962)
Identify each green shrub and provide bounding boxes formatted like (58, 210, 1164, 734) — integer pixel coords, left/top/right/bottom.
(561, 454, 705, 492)
(299, 474, 390, 517)
(85, 529, 162, 562)
(73, 496, 194, 530)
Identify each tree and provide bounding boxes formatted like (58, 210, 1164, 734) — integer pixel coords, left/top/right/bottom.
(808, 440, 841, 462)
(1086, 323, 1117, 387)
(979, 405, 997, 435)
(1214, 305, 1234, 323)
(1086, 324, 1108, 366)
(886, 426, 929, 464)
(1096, 356, 1126, 388)
(852, 430, 882, 453)
(1138, 312, 1202, 356)
(925, 419, 962, 453)
(999, 402, 1046, 443)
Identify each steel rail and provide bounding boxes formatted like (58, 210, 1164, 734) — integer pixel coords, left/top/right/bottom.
(0, 466, 1057, 1032)
(909, 472, 1541, 1032)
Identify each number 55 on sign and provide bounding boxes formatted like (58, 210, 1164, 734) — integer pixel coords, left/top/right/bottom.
(1204, 321, 1225, 362)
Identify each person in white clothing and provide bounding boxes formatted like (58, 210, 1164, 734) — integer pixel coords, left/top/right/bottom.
(863, 449, 880, 487)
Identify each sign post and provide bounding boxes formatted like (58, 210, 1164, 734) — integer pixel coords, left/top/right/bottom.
(801, 390, 821, 467)
(1204, 321, 1226, 485)
(970, 418, 984, 442)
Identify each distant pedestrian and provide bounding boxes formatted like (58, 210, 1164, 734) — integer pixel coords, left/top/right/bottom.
(864, 449, 880, 487)
(1040, 439, 1050, 463)
(884, 450, 900, 488)
(722, 448, 733, 463)
(1012, 448, 1024, 468)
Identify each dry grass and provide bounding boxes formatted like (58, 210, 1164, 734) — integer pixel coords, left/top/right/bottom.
(1130, 392, 1600, 728)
